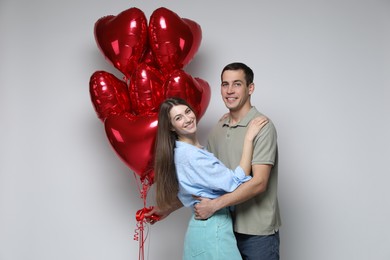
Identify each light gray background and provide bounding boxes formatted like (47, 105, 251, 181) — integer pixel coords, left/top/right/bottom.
(1, 0, 389, 259)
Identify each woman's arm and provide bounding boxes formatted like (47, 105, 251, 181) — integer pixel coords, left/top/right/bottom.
(145, 196, 183, 224)
(239, 116, 268, 175)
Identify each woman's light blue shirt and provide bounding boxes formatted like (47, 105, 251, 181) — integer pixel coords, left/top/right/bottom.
(174, 141, 252, 207)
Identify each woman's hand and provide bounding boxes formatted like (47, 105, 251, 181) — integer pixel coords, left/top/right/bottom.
(246, 116, 268, 141)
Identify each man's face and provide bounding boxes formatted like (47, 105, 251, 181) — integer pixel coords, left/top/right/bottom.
(220, 69, 253, 112)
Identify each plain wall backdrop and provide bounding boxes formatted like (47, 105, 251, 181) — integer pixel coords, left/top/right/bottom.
(1, 0, 389, 259)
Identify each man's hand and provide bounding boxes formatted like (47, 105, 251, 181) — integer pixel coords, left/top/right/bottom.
(193, 196, 216, 219)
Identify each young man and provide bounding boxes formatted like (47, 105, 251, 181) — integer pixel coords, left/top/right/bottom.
(194, 62, 281, 259)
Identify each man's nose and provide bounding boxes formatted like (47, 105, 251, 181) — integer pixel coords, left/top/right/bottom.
(227, 85, 234, 93)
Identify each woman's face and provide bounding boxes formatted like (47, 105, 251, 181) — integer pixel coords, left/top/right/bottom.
(169, 104, 197, 137)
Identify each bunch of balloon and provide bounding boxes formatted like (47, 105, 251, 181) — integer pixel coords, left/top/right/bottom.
(89, 7, 210, 259)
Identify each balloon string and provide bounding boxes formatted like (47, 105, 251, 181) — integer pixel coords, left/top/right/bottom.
(133, 171, 152, 260)
(134, 218, 149, 260)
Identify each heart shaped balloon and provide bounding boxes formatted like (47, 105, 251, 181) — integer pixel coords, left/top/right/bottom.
(192, 77, 211, 120)
(94, 7, 148, 78)
(128, 63, 166, 115)
(104, 113, 158, 181)
(164, 70, 211, 119)
(89, 71, 131, 121)
(149, 7, 202, 74)
(92, 7, 208, 186)
(181, 18, 202, 66)
(140, 47, 159, 68)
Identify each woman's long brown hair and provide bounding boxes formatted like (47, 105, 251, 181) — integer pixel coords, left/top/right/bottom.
(154, 97, 194, 210)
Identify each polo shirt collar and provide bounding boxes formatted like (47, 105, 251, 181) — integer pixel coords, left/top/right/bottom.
(222, 107, 257, 127)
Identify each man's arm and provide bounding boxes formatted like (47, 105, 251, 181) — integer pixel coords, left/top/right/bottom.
(194, 164, 271, 219)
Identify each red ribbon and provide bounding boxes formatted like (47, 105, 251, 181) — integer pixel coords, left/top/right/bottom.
(133, 175, 161, 260)
(136, 207, 161, 222)
(134, 206, 161, 260)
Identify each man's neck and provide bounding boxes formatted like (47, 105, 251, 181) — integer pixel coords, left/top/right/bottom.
(229, 104, 252, 125)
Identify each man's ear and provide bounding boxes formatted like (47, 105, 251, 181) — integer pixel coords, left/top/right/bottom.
(248, 83, 255, 95)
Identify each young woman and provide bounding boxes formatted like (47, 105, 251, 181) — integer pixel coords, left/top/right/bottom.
(154, 97, 268, 260)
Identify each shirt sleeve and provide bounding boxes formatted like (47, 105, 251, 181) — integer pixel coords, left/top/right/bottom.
(252, 120, 278, 165)
(176, 147, 252, 193)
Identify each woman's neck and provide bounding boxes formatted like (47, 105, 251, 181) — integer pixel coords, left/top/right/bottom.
(178, 135, 201, 148)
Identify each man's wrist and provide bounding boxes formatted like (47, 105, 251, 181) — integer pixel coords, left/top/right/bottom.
(212, 197, 224, 212)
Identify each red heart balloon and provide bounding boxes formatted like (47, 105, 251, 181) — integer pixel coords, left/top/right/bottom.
(89, 71, 131, 121)
(193, 77, 211, 120)
(181, 18, 202, 66)
(164, 70, 210, 119)
(104, 113, 158, 181)
(140, 47, 159, 68)
(94, 7, 148, 78)
(128, 63, 166, 115)
(149, 7, 202, 74)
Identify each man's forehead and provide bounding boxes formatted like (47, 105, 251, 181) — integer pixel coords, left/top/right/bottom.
(222, 74, 245, 84)
(222, 70, 245, 79)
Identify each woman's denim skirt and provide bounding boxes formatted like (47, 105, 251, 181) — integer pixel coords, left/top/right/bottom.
(183, 207, 241, 260)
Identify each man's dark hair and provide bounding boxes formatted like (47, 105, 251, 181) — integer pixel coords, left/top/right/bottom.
(221, 62, 254, 85)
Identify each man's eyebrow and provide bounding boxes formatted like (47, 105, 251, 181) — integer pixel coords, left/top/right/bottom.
(222, 80, 243, 84)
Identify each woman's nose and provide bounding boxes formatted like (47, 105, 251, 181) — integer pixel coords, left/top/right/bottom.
(183, 114, 191, 121)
